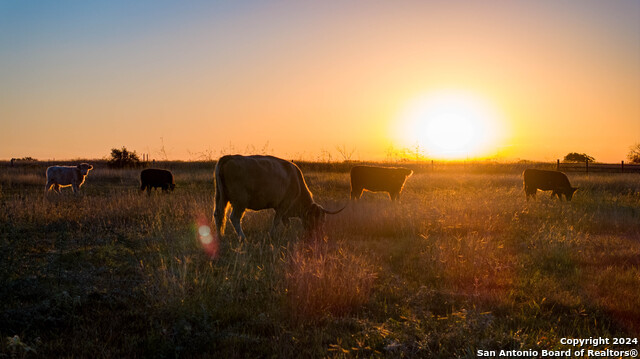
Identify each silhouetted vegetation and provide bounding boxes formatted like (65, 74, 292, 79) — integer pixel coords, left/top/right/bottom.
(15, 157, 37, 161)
(563, 152, 595, 163)
(627, 143, 640, 164)
(10, 157, 37, 166)
(107, 146, 141, 168)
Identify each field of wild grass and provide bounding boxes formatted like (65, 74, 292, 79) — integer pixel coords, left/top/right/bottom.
(1, 161, 639, 357)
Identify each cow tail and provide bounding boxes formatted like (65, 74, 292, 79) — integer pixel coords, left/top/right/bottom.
(214, 157, 230, 235)
(44, 168, 51, 193)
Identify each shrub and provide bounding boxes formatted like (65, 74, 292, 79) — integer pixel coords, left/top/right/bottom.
(108, 147, 141, 168)
(563, 152, 595, 163)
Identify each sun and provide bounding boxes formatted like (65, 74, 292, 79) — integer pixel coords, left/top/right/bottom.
(395, 90, 504, 159)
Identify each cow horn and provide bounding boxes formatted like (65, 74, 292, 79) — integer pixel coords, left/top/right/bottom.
(321, 204, 347, 215)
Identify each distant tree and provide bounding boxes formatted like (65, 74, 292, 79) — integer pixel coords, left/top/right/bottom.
(108, 147, 141, 168)
(18, 156, 37, 161)
(628, 143, 640, 164)
(563, 152, 595, 163)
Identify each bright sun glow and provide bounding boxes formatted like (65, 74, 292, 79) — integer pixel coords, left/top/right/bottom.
(396, 90, 504, 159)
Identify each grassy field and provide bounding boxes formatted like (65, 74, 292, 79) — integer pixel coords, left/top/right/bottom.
(1, 161, 639, 357)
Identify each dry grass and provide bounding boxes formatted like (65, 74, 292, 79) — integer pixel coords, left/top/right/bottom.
(286, 237, 377, 321)
(1, 161, 639, 357)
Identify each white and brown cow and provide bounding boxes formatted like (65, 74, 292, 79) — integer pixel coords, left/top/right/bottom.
(45, 163, 93, 194)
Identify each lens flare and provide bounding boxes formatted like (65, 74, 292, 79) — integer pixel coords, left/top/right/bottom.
(199, 225, 213, 244)
(195, 215, 218, 258)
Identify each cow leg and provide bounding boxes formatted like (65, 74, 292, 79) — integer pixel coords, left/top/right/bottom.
(351, 188, 363, 200)
(271, 211, 285, 238)
(213, 204, 227, 236)
(214, 191, 229, 236)
(72, 183, 79, 194)
(229, 207, 246, 240)
(525, 187, 536, 201)
(45, 181, 53, 194)
(390, 191, 400, 201)
(53, 184, 61, 194)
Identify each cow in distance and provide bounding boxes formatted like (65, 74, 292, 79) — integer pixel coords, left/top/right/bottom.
(140, 168, 175, 194)
(45, 163, 93, 194)
(523, 168, 577, 201)
(350, 165, 413, 201)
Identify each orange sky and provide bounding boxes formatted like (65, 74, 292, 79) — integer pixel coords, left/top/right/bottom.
(1, 1, 639, 162)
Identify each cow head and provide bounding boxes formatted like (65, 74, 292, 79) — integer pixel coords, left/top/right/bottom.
(303, 203, 346, 236)
(170, 183, 176, 191)
(566, 187, 578, 201)
(77, 163, 93, 176)
(304, 203, 325, 233)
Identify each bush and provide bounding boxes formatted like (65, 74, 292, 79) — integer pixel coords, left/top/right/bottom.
(108, 147, 141, 168)
(563, 152, 595, 163)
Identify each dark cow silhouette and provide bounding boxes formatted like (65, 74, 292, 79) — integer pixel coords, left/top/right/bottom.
(523, 169, 577, 201)
(350, 165, 413, 201)
(214, 155, 345, 240)
(140, 168, 175, 193)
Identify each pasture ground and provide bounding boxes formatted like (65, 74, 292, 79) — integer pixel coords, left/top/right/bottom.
(1, 161, 639, 357)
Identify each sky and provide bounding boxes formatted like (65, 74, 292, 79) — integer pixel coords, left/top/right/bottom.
(1, 0, 639, 162)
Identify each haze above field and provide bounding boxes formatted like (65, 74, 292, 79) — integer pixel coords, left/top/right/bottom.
(1, 1, 639, 162)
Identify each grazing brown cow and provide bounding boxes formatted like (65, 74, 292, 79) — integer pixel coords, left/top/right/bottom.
(350, 165, 413, 201)
(45, 163, 93, 194)
(214, 155, 345, 240)
(140, 168, 175, 193)
(523, 169, 577, 201)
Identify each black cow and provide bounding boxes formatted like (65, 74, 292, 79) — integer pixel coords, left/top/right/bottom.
(350, 165, 413, 201)
(523, 169, 577, 201)
(140, 168, 175, 193)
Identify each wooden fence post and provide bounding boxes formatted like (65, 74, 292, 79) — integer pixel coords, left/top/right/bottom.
(585, 159, 589, 173)
(621, 160, 624, 173)
(557, 159, 560, 171)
